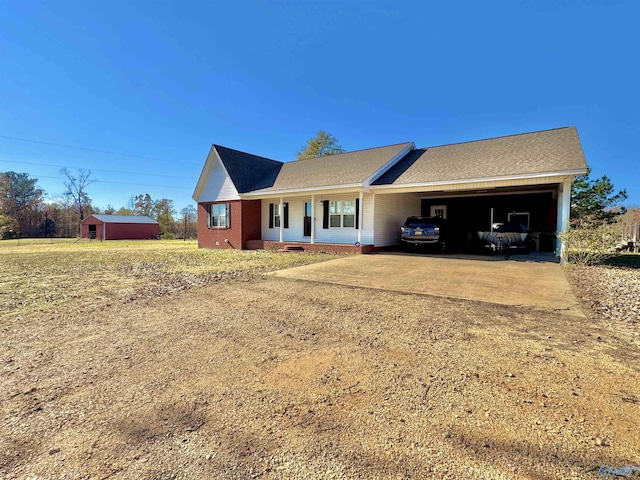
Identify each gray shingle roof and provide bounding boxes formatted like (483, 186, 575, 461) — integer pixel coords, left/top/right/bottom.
(249, 142, 413, 193)
(373, 127, 587, 186)
(88, 215, 158, 224)
(214, 145, 283, 193)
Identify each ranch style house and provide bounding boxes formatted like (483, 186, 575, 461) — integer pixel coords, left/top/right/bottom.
(192, 127, 588, 255)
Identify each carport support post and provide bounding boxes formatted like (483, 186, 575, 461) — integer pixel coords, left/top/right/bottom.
(310, 194, 315, 244)
(556, 178, 572, 262)
(357, 191, 363, 244)
(279, 197, 284, 243)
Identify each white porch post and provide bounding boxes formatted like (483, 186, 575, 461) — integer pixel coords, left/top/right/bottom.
(357, 191, 363, 244)
(556, 178, 572, 262)
(279, 196, 284, 243)
(310, 194, 315, 244)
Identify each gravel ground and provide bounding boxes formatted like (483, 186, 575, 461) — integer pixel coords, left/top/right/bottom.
(566, 265, 640, 324)
(2, 268, 640, 479)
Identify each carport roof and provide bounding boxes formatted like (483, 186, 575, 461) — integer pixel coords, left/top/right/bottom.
(373, 126, 587, 186)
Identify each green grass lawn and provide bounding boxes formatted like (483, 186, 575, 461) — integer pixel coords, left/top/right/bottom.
(0, 239, 339, 321)
(603, 252, 640, 268)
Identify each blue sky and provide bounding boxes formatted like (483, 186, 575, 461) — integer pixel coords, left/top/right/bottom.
(1, 0, 638, 212)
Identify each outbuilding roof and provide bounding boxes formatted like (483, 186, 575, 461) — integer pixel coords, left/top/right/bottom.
(85, 215, 159, 224)
(373, 127, 587, 186)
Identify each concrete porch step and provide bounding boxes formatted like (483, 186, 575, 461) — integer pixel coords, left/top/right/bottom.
(277, 245, 305, 252)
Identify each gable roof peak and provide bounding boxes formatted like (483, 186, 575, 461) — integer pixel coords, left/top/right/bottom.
(210, 144, 284, 194)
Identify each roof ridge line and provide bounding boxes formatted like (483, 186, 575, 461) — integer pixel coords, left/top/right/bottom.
(213, 144, 283, 165)
(418, 126, 575, 150)
(294, 141, 413, 162)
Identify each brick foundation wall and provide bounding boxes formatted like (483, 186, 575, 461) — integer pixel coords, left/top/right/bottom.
(263, 241, 375, 254)
(245, 240, 264, 250)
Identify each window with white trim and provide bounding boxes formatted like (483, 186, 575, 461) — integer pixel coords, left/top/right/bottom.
(208, 203, 229, 228)
(329, 200, 356, 228)
(273, 203, 281, 228)
(268, 202, 288, 229)
(430, 205, 447, 219)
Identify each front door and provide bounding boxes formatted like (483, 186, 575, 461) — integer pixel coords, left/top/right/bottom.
(303, 202, 312, 237)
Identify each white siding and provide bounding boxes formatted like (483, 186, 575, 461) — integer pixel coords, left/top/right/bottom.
(262, 197, 308, 242)
(373, 192, 421, 246)
(360, 193, 374, 245)
(199, 159, 240, 202)
(262, 194, 371, 244)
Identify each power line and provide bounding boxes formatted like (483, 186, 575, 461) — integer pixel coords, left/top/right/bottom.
(0, 134, 202, 166)
(33, 174, 193, 190)
(0, 158, 194, 179)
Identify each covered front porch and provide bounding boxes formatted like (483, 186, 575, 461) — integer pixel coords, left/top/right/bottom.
(259, 191, 372, 247)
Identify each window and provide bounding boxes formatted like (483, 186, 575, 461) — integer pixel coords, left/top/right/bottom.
(273, 203, 281, 228)
(430, 205, 447, 219)
(207, 203, 229, 228)
(329, 200, 356, 228)
(269, 202, 289, 229)
(508, 211, 530, 228)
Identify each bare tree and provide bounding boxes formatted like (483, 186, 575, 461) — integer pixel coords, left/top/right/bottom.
(60, 168, 96, 224)
(180, 205, 197, 239)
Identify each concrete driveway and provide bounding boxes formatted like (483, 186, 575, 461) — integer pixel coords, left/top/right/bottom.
(269, 253, 584, 317)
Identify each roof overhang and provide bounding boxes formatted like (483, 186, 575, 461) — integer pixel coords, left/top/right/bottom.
(370, 169, 587, 195)
(240, 183, 366, 199)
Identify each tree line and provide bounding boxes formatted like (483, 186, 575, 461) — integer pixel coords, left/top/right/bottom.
(0, 169, 197, 240)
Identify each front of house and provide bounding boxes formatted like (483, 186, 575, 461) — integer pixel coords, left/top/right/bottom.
(192, 127, 588, 255)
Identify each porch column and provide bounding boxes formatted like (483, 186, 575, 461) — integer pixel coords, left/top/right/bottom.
(357, 191, 363, 244)
(310, 194, 315, 244)
(556, 178, 572, 262)
(279, 196, 284, 243)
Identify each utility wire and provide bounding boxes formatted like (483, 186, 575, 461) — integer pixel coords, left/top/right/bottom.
(0, 134, 202, 166)
(0, 158, 193, 179)
(33, 174, 192, 190)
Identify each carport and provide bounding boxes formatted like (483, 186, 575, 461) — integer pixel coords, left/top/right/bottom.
(370, 127, 583, 256)
(420, 185, 560, 252)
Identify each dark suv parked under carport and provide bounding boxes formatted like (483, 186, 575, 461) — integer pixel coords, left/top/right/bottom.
(400, 216, 448, 251)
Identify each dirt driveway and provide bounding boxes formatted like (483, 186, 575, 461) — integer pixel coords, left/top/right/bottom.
(3, 274, 640, 479)
(270, 253, 584, 317)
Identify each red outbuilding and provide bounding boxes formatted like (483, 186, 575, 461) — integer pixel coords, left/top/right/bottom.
(80, 214, 159, 240)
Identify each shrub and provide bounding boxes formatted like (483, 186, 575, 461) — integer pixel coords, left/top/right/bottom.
(159, 232, 175, 240)
(560, 220, 621, 266)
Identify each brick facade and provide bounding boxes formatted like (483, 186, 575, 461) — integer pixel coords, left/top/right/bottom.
(198, 199, 262, 249)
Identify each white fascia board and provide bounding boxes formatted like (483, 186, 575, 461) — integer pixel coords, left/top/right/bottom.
(364, 142, 415, 187)
(240, 183, 365, 199)
(192, 145, 217, 202)
(370, 169, 588, 193)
